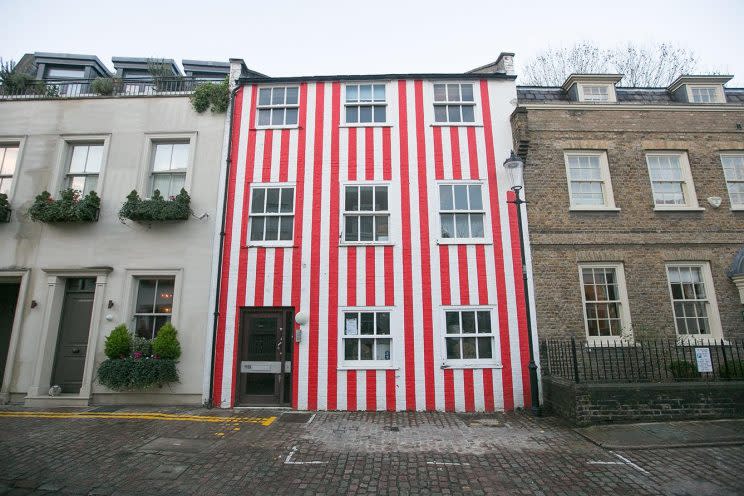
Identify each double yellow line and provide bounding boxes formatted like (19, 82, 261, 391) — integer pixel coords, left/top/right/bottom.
(0, 410, 276, 426)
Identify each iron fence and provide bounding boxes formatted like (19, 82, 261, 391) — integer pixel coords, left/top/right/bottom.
(0, 77, 206, 99)
(541, 337, 744, 383)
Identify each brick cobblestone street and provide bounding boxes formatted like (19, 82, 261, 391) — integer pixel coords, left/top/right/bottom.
(1, 408, 742, 495)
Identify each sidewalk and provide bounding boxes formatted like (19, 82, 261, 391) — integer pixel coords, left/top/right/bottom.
(575, 418, 744, 449)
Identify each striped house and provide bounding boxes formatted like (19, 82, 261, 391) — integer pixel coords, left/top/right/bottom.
(208, 54, 538, 412)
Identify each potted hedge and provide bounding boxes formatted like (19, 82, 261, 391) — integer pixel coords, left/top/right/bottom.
(118, 189, 191, 222)
(0, 193, 10, 223)
(97, 323, 181, 391)
(28, 188, 100, 223)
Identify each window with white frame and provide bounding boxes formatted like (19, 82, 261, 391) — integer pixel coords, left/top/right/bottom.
(66, 143, 103, 195)
(581, 85, 610, 102)
(343, 184, 389, 243)
(564, 152, 615, 208)
(580, 264, 630, 339)
(646, 153, 697, 207)
(0, 144, 19, 195)
(249, 186, 295, 242)
(151, 142, 188, 197)
(133, 277, 175, 339)
(257, 86, 299, 127)
(690, 86, 719, 103)
(433, 83, 475, 124)
(439, 183, 485, 241)
(666, 264, 722, 336)
(342, 310, 391, 363)
(721, 154, 744, 208)
(444, 309, 494, 361)
(345, 84, 386, 124)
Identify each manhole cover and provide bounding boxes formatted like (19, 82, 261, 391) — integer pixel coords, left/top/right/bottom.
(138, 437, 214, 453)
(279, 413, 312, 423)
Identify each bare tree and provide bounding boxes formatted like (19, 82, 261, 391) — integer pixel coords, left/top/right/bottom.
(520, 41, 699, 87)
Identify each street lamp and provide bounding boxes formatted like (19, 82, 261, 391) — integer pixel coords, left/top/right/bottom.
(503, 151, 541, 416)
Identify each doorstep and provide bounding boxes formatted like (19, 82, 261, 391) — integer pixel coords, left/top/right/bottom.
(24, 394, 90, 408)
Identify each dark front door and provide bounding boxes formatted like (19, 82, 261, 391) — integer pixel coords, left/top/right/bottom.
(0, 283, 21, 386)
(237, 308, 293, 406)
(51, 278, 95, 393)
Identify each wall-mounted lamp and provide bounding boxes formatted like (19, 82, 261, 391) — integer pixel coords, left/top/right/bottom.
(30, 300, 38, 309)
(108, 300, 114, 309)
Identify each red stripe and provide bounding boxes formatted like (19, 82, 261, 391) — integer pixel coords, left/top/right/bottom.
(366, 247, 375, 306)
(397, 81, 416, 410)
(347, 248, 357, 306)
(444, 369, 454, 412)
(463, 369, 475, 412)
(439, 245, 451, 305)
(433, 126, 444, 180)
(384, 246, 394, 306)
(279, 129, 290, 182)
(450, 127, 462, 180)
(273, 250, 283, 306)
(229, 85, 260, 407)
(327, 82, 341, 411)
(475, 245, 489, 305)
(366, 370, 377, 411)
(508, 190, 532, 407)
(212, 86, 244, 406)
(483, 369, 495, 412)
(348, 128, 357, 180)
(382, 128, 392, 181)
(307, 82, 325, 410)
(254, 248, 266, 306)
(414, 80, 435, 411)
(480, 80, 514, 410)
(262, 130, 273, 181)
(385, 369, 396, 411)
(457, 245, 469, 305)
(290, 83, 309, 409)
(365, 127, 374, 180)
(347, 370, 357, 410)
(467, 127, 479, 180)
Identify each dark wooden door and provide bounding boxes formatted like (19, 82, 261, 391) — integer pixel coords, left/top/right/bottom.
(51, 278, 95, 393)
(0, 283, 21, 386)
(237, 308, 293, 406)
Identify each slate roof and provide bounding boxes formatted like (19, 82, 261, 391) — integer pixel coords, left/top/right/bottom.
(517, 86, 744, 105)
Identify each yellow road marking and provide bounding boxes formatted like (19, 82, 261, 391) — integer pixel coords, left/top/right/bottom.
(0, 411, 276, 426)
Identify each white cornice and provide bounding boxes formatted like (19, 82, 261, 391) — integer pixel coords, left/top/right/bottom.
(518, 103, 744, 112)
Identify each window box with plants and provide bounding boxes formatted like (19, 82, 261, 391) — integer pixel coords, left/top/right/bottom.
(96, 323, 181, 391)
(28, 188, 100, 223)
(118, 189, 191, 222)
(0, 193, 11, 223)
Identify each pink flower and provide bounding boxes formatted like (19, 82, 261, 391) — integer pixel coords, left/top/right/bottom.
(133, 351, 143, 359)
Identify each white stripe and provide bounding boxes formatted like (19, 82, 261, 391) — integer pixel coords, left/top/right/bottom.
(356, 369, 366, 411)
(473, 369, 485, 411)
(373, 127, 383, 179)
(493, 368, 505, 411)
(270, 130, 282, 182)
(287, 129, 299, 182)
(263, 248, 275, 306)
(376, 370, 386, 411)
(467, 245, 479, 305)
(449, 246, 460, 305)
(375, 246, 385, 307)
(458, 127, 470, 180)
(282, 248, 293, 307)
(441, 127, 453, 180)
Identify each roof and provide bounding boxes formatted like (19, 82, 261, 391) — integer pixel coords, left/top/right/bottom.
(561, 74, 623, 91)
(112, 57, 182, 76)
(516, 86, 744, 105)
(17, 52, 111, 77)
(237, 72, 517, 84)
(667, 74, 734, 92)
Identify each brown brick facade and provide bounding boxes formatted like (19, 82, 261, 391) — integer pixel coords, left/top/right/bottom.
(511, 104, 744, 340)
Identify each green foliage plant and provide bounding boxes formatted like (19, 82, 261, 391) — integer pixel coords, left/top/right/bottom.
(97, 356, 179, 391)
(104, 324, 132, 359)
(91, 77, 121, 96)
(147, 59, 182, 92)
(132, 335, 152, 356)
(669, 360, 699, 380)
(28, 189, 100, 223)
(0, 193, 10, 222)
(118, 189, 190, 222)
(190, 78, 229, 113)
(151, 322, 182, 360)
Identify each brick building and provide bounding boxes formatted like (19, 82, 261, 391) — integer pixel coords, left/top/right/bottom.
(511, 74, 744, 344)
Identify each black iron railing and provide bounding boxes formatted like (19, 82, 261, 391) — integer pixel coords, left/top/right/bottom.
(0, 77, 206, 99)
(542, 337, 744, 383)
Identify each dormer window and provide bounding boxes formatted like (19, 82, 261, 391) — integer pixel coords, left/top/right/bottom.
(561, 74, 622, 103)
(581, 85, 610, 102)
(690, 86, 719, 103)
(667, 75, 732, 104)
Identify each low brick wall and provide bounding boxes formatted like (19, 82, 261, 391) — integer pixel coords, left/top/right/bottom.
(542, 376, 744, 425)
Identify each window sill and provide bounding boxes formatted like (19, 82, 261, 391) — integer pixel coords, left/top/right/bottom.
(437, 239, 492, 245)
(251, 125, 301, 131)
(339, 123, 394, 128)
(653, 206, 705, 212)
(730, 207, 744, 211)
(340, 242, 395, 247)
(430, 123, 483, 128)
(441, 362, 502, 369)
(246, 242, 296, 248)
(338, 365, 397, 371)
(585, 339, 638, 348)
(569, 207, 621, 212)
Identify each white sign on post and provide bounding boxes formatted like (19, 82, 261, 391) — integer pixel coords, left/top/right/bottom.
(694, 347, 713, 373)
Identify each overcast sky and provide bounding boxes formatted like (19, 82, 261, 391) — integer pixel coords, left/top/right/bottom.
(1, 0, 742, 85)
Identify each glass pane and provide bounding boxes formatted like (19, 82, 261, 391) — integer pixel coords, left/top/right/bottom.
(345, 186, 358, 211)
(448, 105, 461, 122)
(83, 176, 98, 196)
(345, 339, 358, 360)
(151, 174, 170, 196)
(359, 106, 372, 123)
(359, 84, 372, 102)
(447, 84, 460, 102)
(155, 279, 174, 313)
(280, 188, 294, 213)
(461, 105, 475, 123)
(446, 311, 460, 334)
(265, 216, 279, 240)
(440, 214, 454, 238)
(439, 185, 453, 210)
(376, 339, 391, 361)
(265, 188, 280, 213)
(346, 106, 358, 123)
(68, 175, 86, 193)
(69, 146, 88, 173)
(169, 174, 185, 197)
(374, 186, 388, 211)
(152, 144, 172, 171)
(250, 217, 265, 241)
(171, 143, 189, 170)
(285, 108, 298, 125)
(470, 214, 484, 237)
(135, 316, 154, 339)
(279, 216, 293, 240)
(477, 311, 491, 333)
(272, 87, 285, 105)
(345, 313, 359, 335)
(454, 185, 468, 209)
(468, 185, 482, 210)
(455, 214, 469, 237)
(251, 188, 265, 213)
(433, 84, 446, 102)
(376, 313, 390, 335)
(345, 215, 358, 241)
(461, 84, 474, 102)
(271, 108, 285, 126)
(360, 340, 373, 360)
(0, 178, 10, 195)
(434, 106, 447, 123)
(285, 87, 299, 105)
(359, 215, 374, 241)
(259, 88, 271, 105)
(136, 280, 156, 313)
(478, 337, 492, 358)
(258, 109, 271, 126)
(446, 338, 461, 359)
(461, 312, 476, 333)
(85, 145, 104, 173)
(360, 187, 373, 210)
(373, 106, 386, 123)
(375, 215, 389, 241)
(0, 148, 17, 175)
(373, 84, 385, 101)
(360, 313, 374, 334)
(462, 338, 476, 359)
(346, 85, 358, 102)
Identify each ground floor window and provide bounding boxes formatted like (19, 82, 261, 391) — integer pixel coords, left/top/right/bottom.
(133, 277, 175, 338)
(666, 263, 721, 337)
(444, 308, 495, 362)
(579, 263, 631, 341)
(341, 310, 392, 366)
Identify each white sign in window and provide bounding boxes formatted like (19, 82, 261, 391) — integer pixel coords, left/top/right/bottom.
(342, 311, 391, 363)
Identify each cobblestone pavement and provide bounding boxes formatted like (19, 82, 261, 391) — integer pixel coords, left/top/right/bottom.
(1, 407, 742, 495)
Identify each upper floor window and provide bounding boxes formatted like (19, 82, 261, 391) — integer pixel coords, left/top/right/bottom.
(439, 183, 485, 242)
(581, 85, 610, 102)
(645, 153, 698, 208)
(257, 87, 299, 127)
(66, 143, 103, 196)
(343, 184, 389, 243)
(46, 67, 85, 79)
(0, 145, 19, 196)
(579, 264, 630, 341)
(721, 154, 744, 209)
(342, 310, 392, 364)
(666, 264, 721, 337)
(444, 309, 495, 362)
(134, 277, 175, 339)
(564, 151, 616, 209)
(151, 142, 188, 197)
(433, 83, 475, 124)
(345, 84, 386, 124)
(249, 185, 295, 243)
(690, 86, 719, 103)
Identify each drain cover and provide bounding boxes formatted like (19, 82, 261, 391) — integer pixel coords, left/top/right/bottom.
(279, 413, 312, 423)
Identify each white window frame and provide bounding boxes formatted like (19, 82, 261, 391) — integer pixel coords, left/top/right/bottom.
(645, 152, 702, 210)
(578, 263, 632, 344)
(564, 151, 619, 210)
(51, 135, 110, 198)
(665, 262, 723, 341)
(720, 153, 744, 210)
(343, 82, 389, 127)
(63, 142, 106, 196)
(687, 85, 724, 104)
(0, 138, 25, 202)
(255, 85, 300, 129)
(441, 306, 500, 368)
(577, 83, 617, 103)
(122, 268, 183, 339)
(247, 182, 296, 247)
(139, 133, 196, 198)
(340, 181, 392, 246)
(431, 82, 479, 126)
(338, 307, 396, 370)
(436, 180, 491, 245)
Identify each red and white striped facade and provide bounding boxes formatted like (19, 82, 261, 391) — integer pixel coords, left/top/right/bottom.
(211, 75, 536, 412)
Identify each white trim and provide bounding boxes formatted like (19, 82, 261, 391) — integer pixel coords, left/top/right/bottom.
(245, 182, 297, 246)
(577, 83, 617, 103)
(0, 136, 27, 203)
(139, 132, 197, 197)
(337, 306, 396, 370)
(255, 85, 301, 128)
(430, 81, 483, 126)
(343, 82, 390, 126)
(0, 269, 30, 403)
(435, 180, 491, 244)
(645, 151, 700, 209)
(564, 150, 617, 209)
(51, 135, 112, 198)
(440, 305, 501, 368)
(664, 262, 723, 340)
(339, 180, 392, 246)
(577, 262, 632, 344)
(720, 152, 744, 209)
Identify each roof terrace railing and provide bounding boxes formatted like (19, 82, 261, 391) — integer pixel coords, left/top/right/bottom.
(0, 77, 211, 99)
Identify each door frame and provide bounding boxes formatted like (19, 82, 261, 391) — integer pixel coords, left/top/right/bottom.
(235, 306, 294, 407)
(0, 269, 30, 404)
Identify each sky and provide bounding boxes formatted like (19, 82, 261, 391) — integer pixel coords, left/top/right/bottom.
(1, 0, 743, 85)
